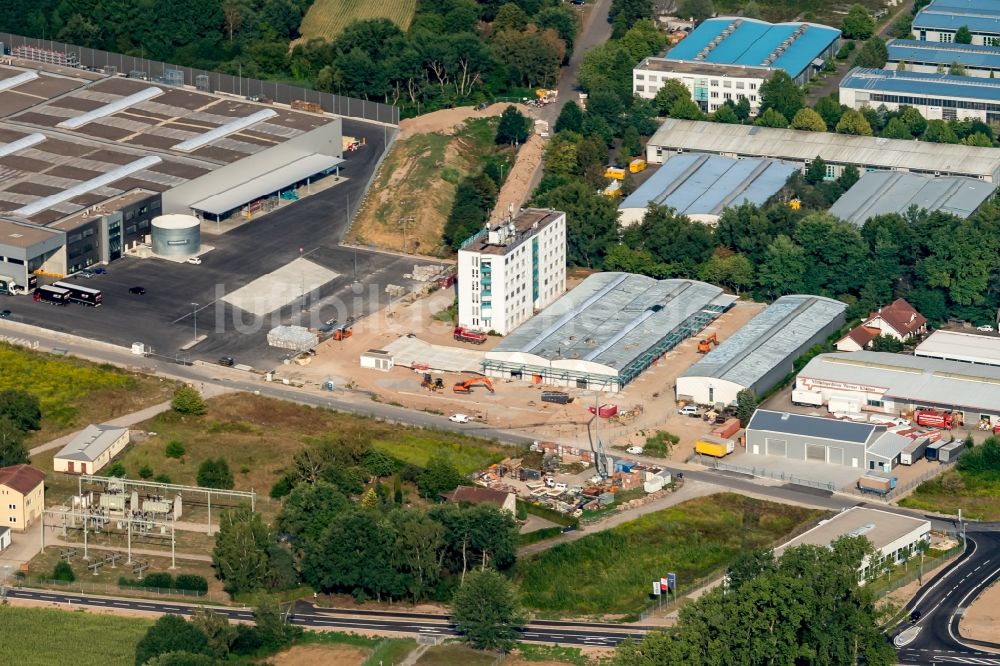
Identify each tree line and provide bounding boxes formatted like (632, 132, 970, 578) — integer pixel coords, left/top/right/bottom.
(0, 389, 41, 467)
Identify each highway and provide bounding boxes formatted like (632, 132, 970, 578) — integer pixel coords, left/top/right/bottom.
(1, 588, 649, 647)
(896, 528, 1000, 665)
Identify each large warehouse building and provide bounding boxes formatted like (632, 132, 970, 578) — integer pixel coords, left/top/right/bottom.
(617, 154, 797, 226)
(797, 351, 1000, 428)
(633, 18, 839, 107)
(828, 171, 996, 226)
(0, 60, 345, 289)
(887, 38, 1000, 78)
(676, 295, 846, 407)
(840, 67, 1000, 124)
(483, 273, 736, 392)
(645, 118, 1000, 182)
(912, 0, 1000, 46)
(914, 330, 1000, 367)
(746, 409, 913, 472)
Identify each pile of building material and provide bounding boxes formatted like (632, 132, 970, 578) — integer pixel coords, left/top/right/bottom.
(410, 264, 444, 282)
(385, 284, 408, 298)
(267, 325, 317, 350)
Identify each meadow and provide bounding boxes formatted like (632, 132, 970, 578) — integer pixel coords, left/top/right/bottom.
(298, 0, 416, 42)
(0, 606, 152, 666)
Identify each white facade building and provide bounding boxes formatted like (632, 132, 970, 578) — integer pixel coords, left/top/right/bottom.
(840, 67, 1000, 124)
(53, 424, 130, 475)
(633, 59, 770, 114)
(457, 209, 566, 336)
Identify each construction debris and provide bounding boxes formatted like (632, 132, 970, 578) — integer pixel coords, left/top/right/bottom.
(267, 325, 318, 350)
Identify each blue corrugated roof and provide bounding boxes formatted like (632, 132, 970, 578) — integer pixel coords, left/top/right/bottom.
(888, 38, 1000, 68)
(913, 0, 1000, 34)
(666, 17, 840, 79)
(842, 66, 1000, 101)
(618, 153, 797, 216)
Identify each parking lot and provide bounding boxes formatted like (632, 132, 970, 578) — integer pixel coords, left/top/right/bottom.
(1, 119, 445, 368)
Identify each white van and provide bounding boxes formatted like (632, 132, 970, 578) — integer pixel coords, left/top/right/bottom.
(679, 405, 699, 417)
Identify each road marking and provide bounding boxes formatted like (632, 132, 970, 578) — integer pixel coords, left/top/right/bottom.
(38, 595, 55, 600)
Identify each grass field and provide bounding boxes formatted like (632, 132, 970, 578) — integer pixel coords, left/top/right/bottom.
(0, 606, 152, 666)
(348, 118, 504, 256)
(516, 493, 825, 617)
(118, 393, 511, 492)
(0, 342, 175, 443)
(900, 469, 1000, 521)
(415, 644, 500, 666)
(298, 0, 416, 42)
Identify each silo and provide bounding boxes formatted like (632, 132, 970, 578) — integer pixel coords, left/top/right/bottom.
(151, 214, 200, 257)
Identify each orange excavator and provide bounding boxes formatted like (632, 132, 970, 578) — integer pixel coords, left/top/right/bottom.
(698, 333, 719, 353)
(453, 376, 496, 394)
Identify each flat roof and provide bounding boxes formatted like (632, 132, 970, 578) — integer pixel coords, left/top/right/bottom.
(842, 67, 1000, 102)
(799, 351, 1000, 413)
(460, 209, 564, 256)
(0, 216, 63, 248)
(867, 432, 913, 460)
(913, 0, 1000, 34)
(488, 272, 726, 377)
(887, 38, 1000, 68)
(747, 409, 879, 445)
(619, 153, 796, 217)
(647, 118, 1000, 180)
(915, 330, 1000, 366)
(666, 17, 841, 78)
(190, 153, 342, 216)
(55, 424, 128, 462)
(775, 507, 930, 556)
(829, 171, 996, 225)
(635, 57, 773, 78)
(679, 295, 846, 389)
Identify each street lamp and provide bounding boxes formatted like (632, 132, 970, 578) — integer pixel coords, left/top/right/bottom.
(399, 216, 415, 254)
(191, 303, 198, 344)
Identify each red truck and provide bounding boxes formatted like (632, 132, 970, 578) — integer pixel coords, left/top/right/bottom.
(914, 409, 954, 430)
(453, 327, 487, 344)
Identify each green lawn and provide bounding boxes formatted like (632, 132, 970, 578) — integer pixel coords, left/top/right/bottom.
(517, 493, 825, 617)
(899, 469, 1000, 521)
(1, 342, 175, 443)
(0, 606, 152, 666)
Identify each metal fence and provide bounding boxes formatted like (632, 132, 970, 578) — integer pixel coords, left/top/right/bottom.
(698, 457, 839, 492)
(17, 576, 231, 603)
(845, 461, 956, 502)
(0, 32, 398, 125)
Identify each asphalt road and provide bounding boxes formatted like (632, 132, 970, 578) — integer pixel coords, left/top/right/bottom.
(3, 119, 441, 368)
(0, 588, 649, 647)
(896, 529, 1000, 665)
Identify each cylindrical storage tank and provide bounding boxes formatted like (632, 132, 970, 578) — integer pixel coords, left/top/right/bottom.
(151, 214, 200, 257)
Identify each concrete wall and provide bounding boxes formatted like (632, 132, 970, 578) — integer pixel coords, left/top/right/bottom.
(745, 428, 868, 468)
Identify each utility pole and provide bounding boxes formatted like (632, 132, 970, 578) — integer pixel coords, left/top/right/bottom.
(191, 302, 198, 344)
(398, 216, 415, 254)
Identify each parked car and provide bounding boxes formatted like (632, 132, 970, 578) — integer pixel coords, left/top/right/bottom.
(679, 405, 700, 417)
(626, 446, 644, 455)
(448, 413, 471, 423)
(93, 267, 107, 274)
(186, 257, 202, 265)
(0, 309, 10, 318)
(977, 324, 994, 332)
(77, 270, 94, 279)
(218, 356, 235, 367)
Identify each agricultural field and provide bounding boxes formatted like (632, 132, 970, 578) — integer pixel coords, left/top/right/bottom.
(714, 0, 886, 24)
(348, 118, 504, 256)
(298, 0, 416, 42)
(0, 606, 152, 666)
(517, 493, 825, 617)
(274, 633, 416, 666)
(0, 342, 175, 443)
(415, 644, 501, 666)
(117, 393, 511, 492)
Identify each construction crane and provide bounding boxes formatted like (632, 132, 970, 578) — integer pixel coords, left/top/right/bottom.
(453, 376, 496, 394)
(586, 393, 611, 480)
(698, 332, 719, 353)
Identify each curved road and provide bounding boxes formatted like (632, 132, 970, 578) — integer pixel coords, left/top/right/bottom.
(896, 528, 1000, 665)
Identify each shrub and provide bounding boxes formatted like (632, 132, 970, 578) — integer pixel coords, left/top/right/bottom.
(154, 473, 172, 484)
(106, 461, 127, 478)
(139, 464, 154, 480)
(143, 572, 174, 589)
(175, 574, 209, 593)
(165, 440, 186, 459)
(197, 457, 234, 489)
(53, 560, 75, 583)
(171, 385, 207, 415)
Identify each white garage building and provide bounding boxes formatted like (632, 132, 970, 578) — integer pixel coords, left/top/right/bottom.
(53, 424, 130, 475)
(676, 295, 846, 407)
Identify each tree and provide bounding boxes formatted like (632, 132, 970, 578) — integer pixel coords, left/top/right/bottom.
(451, 569, 527, 651)
(279, 480, 348, 543)
(754, 108, 788, 128)
(790, 108, 826, 132)
(496, 105, 531, 145)
(134, 615, 211, 666)
(839, 164, 861, 190)
(53, 560, 75, 582)
(955, 25, 973, 44)
(164, 440, 185, 459)
(492, 3, 529, 34)
(536, 6, 579, 52)
(0, 390, 41, 431)
(609, 0, 655, 37)
(143, 653, 213, 666)
(734, 96, 752, 121)
(924, 119, 959, 143)
(735, 389, 758, 426)
(742, 0, 762, 19)
(417, 454, 465, 499)
(806, 157, 828, 185)
(677, 0, 714, 23)
(391, 509, 446, 600)
(758, 235, 807, 297)
(842, 4, 875, 40)
(0, 418, 28, 467)
(191, 609, 236, 660)
(962, 132, 993, 147)
(949, 61, 967, 76)
(554, 100, 584, 133)
(815, 94, 845, 130)
(668, 97, 704, 120)
(759, 71, 804, 121)
(197, 457, 234, 489)
(139, 464, 154, 479)
(534, 180, 618, 268)
(870, 334, 904, 352)
(106, 461, 127, 478)
(899, 106, 927, 136)
(854, 36, 889, 68)
(836, 108, 873, 135)
(621, 126, 642, 158)
(881, 117, 912, 139)
(653, 79, 691, 116)
(252, 598, 300, 651)
(213, 508, 271, 594)
(713, 104, 739, 124)
(171, 385, 207, 416)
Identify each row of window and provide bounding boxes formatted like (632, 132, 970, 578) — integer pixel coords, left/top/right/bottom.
(635, 72, 758, 90)
(867, 92, 1000, 112)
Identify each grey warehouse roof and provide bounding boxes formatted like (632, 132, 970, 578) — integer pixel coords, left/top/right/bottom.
(55, 424, 128, 462)
(618, 154, 797, 218)
(775, 507, 929, 556)
(867, 432, 913, 461)
(799, 351, 1000, 413)
(829, 171, 996, 225)
(489, 272, 728, 374)
(679, 295, 846, 389)
(747, 409, 879, 445)
(647, 118, 1000, 180)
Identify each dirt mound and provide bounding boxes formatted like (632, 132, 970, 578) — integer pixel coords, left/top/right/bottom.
(399, 102, 531, 139)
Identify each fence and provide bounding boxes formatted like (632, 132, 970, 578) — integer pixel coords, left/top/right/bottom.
(869, 537, 964, 604)
(698, 457, 839, 492)
(846, 461, 956, 502)
(17, 576, 230, 604)
(0, 32, 398, 125)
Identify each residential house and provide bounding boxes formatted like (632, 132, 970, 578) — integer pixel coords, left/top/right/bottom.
(836, 298, 926, 352)
(0, 464, 46, 532)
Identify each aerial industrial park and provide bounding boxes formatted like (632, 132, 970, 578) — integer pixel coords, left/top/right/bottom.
(1, 0, 1000, 664)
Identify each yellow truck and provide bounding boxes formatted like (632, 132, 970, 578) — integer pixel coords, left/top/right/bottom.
(629, 158, 647, 173)
(695, 434, 735, 458)
(604, 166, 626, 180)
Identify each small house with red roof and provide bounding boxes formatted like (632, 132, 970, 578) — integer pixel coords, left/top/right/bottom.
(836, 299, 927, 352)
